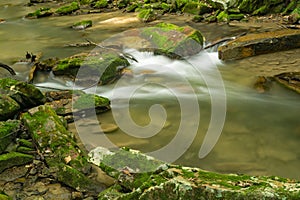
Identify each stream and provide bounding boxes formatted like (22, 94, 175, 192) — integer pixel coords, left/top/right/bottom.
(1, 1, 300, 180)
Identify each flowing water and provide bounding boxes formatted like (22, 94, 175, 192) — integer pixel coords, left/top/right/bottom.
(1, 1, 300, 180)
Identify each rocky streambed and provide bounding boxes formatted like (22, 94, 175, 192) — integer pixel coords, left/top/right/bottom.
(1, 0, 300, 199)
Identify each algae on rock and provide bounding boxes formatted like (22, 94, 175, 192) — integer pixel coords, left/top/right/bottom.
(21, 105, 106, 193)
(94, 147, 300, 200)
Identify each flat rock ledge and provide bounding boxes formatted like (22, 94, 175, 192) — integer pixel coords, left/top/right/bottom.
(218, 29, 300, 60)
(90, 147, 300, 200)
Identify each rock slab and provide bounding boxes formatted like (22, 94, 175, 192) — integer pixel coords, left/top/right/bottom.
(218, 29, 300, 60)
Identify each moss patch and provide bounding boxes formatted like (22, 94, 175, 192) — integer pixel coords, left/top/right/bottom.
(0, 152, 33, 173)
(0, 120, 21, 153)
(55, 2, 80, 15)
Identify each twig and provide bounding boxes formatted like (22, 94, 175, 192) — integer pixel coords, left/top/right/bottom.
(0, 62, 16, 75)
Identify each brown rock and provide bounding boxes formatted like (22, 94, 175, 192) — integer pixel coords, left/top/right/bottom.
(218, 29, 300, 60)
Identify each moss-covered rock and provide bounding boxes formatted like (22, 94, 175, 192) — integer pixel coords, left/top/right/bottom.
(93, 0, 108, 8)
(228, 13, 245, 20)
(0, 120, 21, 153)
(0, 95, 20, 121)
(0, 78, 46, 109)
(0, 152, 33, 173)
(182, 2, 212, 15)
(217, 10, 228, 22)
(95, 147, 300, 200)
(218, 29, 300, 60)
(21, 105, 105, 193)
(52, 52, 130, 85)
(55, 2, 80, 15)
(72, 20, 92, 30)
(273, 72, 300, 94)
(0, 193, 11, 200)
(138, 9, 157, 22)
(26, 7, 53, 18)
(140, 22, 204, 58)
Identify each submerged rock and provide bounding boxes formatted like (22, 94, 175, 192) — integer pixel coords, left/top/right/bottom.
(273, 72, 300, 94)
(72, 20, 92, 30)
(218, 29, 300, 60)
(93, 147, 300, 199)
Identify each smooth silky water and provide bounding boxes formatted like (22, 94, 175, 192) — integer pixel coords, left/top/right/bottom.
(1, 1, 299, 180)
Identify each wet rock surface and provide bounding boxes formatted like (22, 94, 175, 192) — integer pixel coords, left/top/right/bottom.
(218, 29, 300, 60)
(91, 147, 300, 200)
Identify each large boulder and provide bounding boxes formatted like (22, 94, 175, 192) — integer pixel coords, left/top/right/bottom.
(52, 52, 130, 86)
(218, 29, 300, 60)
(21, 105, 106, 194)
(102, 22, 204, 59)
(91, 147, 300, 200)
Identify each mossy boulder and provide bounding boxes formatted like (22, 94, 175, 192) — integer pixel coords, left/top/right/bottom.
(0, 120, 21, 153)
(94, 147, 300, 199)
(21, 105, 105, 193)
(182, 2, 212, 15)
(0, 78, 46, 109)
(0, 95, 20, 121)
(55, 2, 80, 15)
(26, 7, 53, 18)
(52, 52, 130, 85)
(72, 20, 92, 30)
(93, 0, 108, 8)
(45, 90, 110, 121)
(138, 9, 157, 22)
(140, 22, 204, 58)
(0, 152, 33, 173)
(218, 29, 300, 60)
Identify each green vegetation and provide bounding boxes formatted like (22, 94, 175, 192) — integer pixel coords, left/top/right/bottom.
(138, 9, 157, 22)
(55, 2, 80, 15)
(72, 20, 93, 29)
(0, 120, 21, 153)
(0, 152, 33, 173)
(93, 0, 108, 8)
(73, 93, 110, 110)
(26, 7, 53, 18)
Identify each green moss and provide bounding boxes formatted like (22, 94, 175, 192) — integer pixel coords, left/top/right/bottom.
(253, 5, 269, 15)
(53, 53, 129, 85)
(0, 95, 20, 121)
(17, 139, 34, 148)
(55, 2, 80, 15)
(94, 0, 108, 8)
(73, 93, 110, 110)
(56, 164, 101, 192)
(99, 148, 165, 178)
(0, 78, 19, 90)
(26, 7, 53, 18)
(228, 13, 245, 21)
(138, 9, 157, 22)
(0, 152, 33, 173)
(182, 2, 211, 15)
(217, 10, 228, 22)
(0, 193, 12, 200)
(72, 20, 92, 29)
(0, 120, 21, 153)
